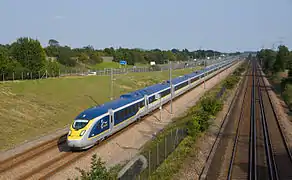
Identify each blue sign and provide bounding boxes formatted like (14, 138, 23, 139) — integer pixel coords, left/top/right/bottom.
(120, 60, 127, 65)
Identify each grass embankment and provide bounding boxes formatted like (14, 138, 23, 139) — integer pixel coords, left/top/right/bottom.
(0, 67, 200, 151)
(142, 62, 248, 180)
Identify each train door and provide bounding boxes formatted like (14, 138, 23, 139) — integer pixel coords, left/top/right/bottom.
(108, 109, 114, 131)
(144, 95, 148, 111)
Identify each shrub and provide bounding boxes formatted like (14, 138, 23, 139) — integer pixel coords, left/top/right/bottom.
(200, 96, 223, 116)
(282, 84, 292, 109)
(187, 110, 210, 137)
(73, 154, 111, 180)
(223, 76, 240, 89)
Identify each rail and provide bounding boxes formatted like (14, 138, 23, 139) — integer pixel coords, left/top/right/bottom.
(256, 65, 278, 180)
(249, 59, 256, 180)
(226, 65, 250, 180)
(258, 63, 292, 179)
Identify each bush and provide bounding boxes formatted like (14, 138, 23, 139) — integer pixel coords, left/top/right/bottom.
(200, 96, 223, 116)
(282, 84, 292, 109)
(73, 154, 112, 180)
(223, 76, 240, 89)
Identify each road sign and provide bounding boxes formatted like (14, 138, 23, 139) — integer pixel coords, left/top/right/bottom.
(120, 60, 127, 65)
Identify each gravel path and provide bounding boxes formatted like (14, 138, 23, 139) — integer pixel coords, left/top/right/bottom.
(48, 62, 243, 180)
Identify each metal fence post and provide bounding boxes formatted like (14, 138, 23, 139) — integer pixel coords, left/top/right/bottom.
(157, 143, 159, 166)
(171, 129, 173, 151)
(12, 72, 14, 81)
(148, 150, 151, 177)
(165, 136, 167, 159)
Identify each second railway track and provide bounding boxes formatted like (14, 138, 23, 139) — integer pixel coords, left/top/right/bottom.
(205, 58, 292, 180)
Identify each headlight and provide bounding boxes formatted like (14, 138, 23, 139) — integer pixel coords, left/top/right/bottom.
(80, 130, 86, 136)
(68, 130, 71, 136)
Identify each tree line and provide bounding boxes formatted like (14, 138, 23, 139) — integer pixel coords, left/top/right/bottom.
(0, 37, 227, 80)
(257, 45, 292, 76)
(257, 45, 292, 108)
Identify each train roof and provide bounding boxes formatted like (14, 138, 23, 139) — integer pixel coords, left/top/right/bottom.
(75, 83, 171, 120)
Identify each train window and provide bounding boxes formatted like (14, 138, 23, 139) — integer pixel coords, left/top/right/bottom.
(149, 96, 154, 103)
(140, 101, 144, 107)
(175, 81, 188, 91)
(72, 120, 89, 130)
(121, 109, 125, 119)
(134, 104, 138, 112)
(162, 89, 170, 97)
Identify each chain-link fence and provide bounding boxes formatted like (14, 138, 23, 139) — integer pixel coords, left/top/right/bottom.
(0, 58, 229, 82)
(130, 128, 188, 180)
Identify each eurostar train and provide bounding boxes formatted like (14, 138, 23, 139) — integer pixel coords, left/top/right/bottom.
(67, 58, 237, 149)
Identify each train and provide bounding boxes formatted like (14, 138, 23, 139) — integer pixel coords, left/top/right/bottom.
(67, 58, 239, 149)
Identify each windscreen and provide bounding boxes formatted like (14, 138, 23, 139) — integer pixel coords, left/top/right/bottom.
(72, 120, 89, 130)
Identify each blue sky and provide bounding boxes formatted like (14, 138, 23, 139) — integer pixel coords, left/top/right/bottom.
(0, 0, 291, 52)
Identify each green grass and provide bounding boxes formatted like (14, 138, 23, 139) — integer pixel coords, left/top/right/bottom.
(0, 67, 201, 151)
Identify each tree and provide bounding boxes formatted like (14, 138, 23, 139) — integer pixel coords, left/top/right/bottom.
(57, 46, 76, 66)
(45, 46, 59, 57)
(78, 52, 89, 63)
(104, 47, 115, 56)
(163, 51, 176, 62)
(287, 52, 292, 79)
(89, 52, 103, 64)
(0, 46, 10, 73)
(257, 49, 277, 74)
(48, 39, 60, 47)
(274, 45, 289, 73)
(10, 37, 47, 75)
(46, 61, 60, 77)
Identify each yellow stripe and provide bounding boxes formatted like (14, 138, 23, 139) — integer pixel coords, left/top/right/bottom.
(67, 120, 94, 140)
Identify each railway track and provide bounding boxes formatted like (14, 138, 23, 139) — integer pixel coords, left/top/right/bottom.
(205, 58, 292, 180)
(0, 62, 238, 180)
(226, 63, 253, 180)
(0, 135, 66, 174)
(256, 63, 292, 180)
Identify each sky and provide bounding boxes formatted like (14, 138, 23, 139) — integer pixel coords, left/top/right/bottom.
(0, 0, 291, 52)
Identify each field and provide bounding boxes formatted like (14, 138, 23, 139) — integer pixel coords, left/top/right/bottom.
(0, 67, 200, 151)
(88, 61, 149, 70)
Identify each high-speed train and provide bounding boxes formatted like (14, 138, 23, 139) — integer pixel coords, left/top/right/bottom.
(67, 58, 238, 149)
